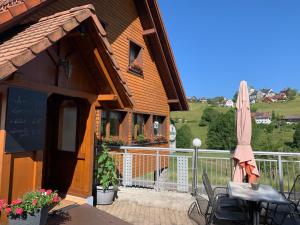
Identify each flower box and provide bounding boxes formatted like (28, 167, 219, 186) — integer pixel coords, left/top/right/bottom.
(8, 207, 48, 225)
(1, 189, 61, 225)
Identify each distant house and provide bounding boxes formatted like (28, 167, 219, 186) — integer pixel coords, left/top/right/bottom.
(200, 97, 207, 103)
(263, 97, 276, 103)
(248, 87, 256, 95)
(261, 89, 275, 97)
(252, 112, 272, 125)
(256, 90, 265, 101)
(189, 96, 198, 102)
(273, 93, 287, 102)
(282, 115, 300, 124)
(249, 91, 257, 104)
(224, 99, 234, 107)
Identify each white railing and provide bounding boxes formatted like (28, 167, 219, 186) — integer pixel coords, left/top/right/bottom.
(108, 146, 300, 194)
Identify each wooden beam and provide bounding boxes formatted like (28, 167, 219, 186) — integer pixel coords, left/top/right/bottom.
(98, 94, 117, 101)
(46, 47, 59, 66)
(143, 28, 156, 36)
(168, 99, 180, 104)
(2, 80, 97, 102)
(93, 48, 124, 108)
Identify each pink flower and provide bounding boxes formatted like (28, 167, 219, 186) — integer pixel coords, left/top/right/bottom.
(46, 190, 52, 195)
(11, 199, 22, 205)
(15, 208, 23, 215)
(5, 207, 11, 214)
(39, 189, 46, 193)
(32, 199, 38, 206)
(52, 196, 60, 203)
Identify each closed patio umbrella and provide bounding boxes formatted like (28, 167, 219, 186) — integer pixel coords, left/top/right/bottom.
(233, 81, 260, 183)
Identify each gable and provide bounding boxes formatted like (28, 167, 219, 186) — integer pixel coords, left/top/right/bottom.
(0, 4, 133, 108)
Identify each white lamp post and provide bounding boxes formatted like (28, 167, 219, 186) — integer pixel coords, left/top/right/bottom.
(192, 138, 201, 196)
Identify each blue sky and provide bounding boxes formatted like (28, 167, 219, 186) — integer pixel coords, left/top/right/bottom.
(158, 0, 300, 98)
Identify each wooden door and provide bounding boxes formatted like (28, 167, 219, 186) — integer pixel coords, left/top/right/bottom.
(44, 94, 94, 197)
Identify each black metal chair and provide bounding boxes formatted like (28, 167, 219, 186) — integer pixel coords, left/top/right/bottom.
(188, 172, 249, 225)
(261, 175, 300, 225)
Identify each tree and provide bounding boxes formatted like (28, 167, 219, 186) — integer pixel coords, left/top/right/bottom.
(176, 125, 193, 148)
(199, 107, 220, 126)
(206, 110, 237, 150)
(232, 91, 238, 103)
(286, 88, 298, 100)
(293, 123, 300, 148)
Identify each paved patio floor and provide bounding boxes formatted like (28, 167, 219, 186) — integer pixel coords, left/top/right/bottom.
(97, 187, 201, 225)
(97, 201, 198, 225)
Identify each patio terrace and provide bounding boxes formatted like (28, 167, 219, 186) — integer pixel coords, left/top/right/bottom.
(46, 144, 300, 225)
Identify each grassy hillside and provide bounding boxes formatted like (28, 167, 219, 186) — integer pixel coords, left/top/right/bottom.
(171, 97, 300, 149)
(255, 96, 300, 116)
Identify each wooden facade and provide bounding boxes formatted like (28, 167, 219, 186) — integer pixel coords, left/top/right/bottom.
(0, 0, 188, 204)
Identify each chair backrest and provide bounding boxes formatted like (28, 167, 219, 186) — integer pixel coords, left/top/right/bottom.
(288, 175, 300, 206)
(202, 172, 214, 204)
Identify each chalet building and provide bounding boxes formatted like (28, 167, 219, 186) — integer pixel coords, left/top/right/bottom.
(0, 0, 188, 206)
(251, 112, 272, 125)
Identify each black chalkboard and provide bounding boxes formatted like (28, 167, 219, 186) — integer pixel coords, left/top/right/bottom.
(5, 87, 47, 152)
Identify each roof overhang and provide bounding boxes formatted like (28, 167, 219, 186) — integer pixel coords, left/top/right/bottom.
(134, 0, 189, 111)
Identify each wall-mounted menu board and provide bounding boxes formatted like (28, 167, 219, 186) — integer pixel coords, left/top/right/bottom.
(5, 87, 47, 153)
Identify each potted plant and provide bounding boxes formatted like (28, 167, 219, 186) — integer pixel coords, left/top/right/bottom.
(2, 189, 61, 225)
(95, 144, 118, 205)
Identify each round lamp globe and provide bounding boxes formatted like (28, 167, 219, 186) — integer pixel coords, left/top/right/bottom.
(193, 138, 202, 148)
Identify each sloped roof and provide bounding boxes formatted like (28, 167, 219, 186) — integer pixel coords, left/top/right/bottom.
(0, 4, 133, 107)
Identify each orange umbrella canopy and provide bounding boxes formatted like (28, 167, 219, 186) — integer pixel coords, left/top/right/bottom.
(233, 81, 259, 183)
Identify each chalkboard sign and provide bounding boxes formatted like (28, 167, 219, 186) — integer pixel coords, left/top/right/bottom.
(5, 87, 47, 153)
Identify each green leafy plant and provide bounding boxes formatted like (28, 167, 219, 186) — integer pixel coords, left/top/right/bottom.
(1, 189, 60, 218)
(100, 136, 124, 146)
(96, 144, 118, 191)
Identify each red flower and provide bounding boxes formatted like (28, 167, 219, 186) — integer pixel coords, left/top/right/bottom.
(32, 199, 38, 206)
(11, 199, 22, 205)
(46, 190, 52, 195)
(39, 189, 46, 193)
(5, 207, 11, 214)
(52, 196, 60, 203)
(15, 208, 23, 215)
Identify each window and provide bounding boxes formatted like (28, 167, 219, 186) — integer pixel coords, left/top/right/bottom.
(109, 112, 121, 136)
(128, 41, 143, 75)
(153, 116, 166, 137)
(100, 111, 107, 138)
(58, 101, 77, 152)
(132, 114, 146, 139)
(100, 111, 123, 139)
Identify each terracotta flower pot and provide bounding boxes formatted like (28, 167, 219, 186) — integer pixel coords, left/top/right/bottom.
(8, 207, 48, 225)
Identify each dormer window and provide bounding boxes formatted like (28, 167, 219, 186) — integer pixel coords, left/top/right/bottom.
(128, 41, 143, 76)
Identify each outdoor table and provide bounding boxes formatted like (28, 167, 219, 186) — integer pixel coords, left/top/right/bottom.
(227, 181, 288, 225)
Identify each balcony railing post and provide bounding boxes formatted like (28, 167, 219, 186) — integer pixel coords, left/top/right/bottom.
(156, 150, 160, 186)
(192, 147, 198, 196)
(278, 155, 284, 193)
(123, 149, 127, 187)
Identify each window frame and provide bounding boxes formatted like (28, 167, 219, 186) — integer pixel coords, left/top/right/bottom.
(128, 40, 144, 77)
(100, 110, 124, 140)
